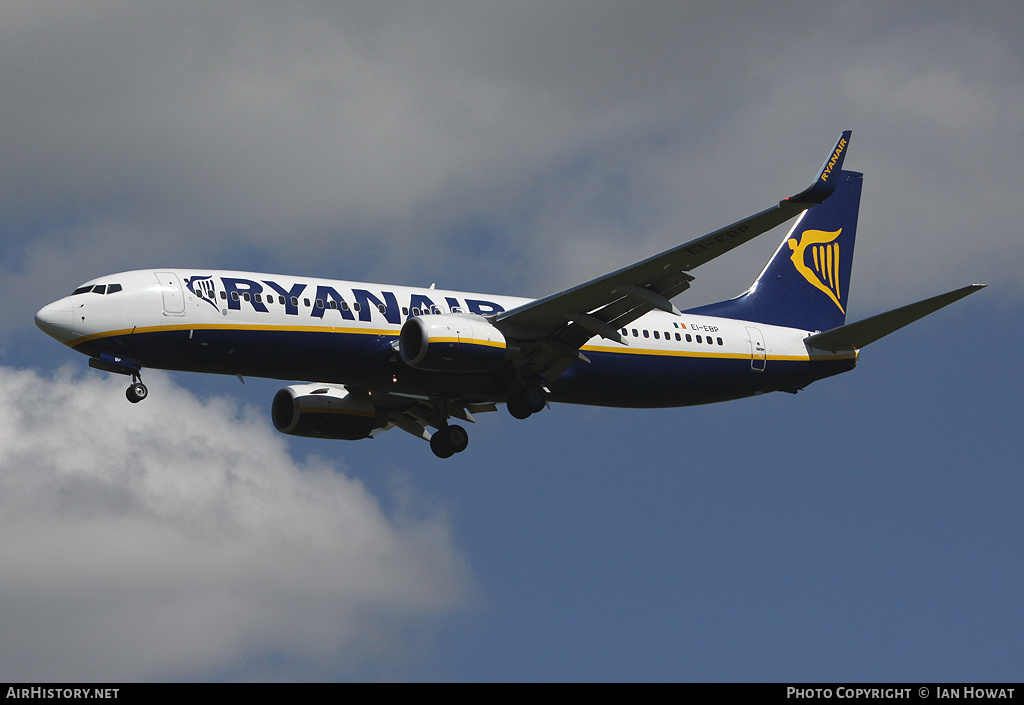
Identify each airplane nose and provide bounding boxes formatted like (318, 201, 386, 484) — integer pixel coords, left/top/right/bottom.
(35, 298, 74, 342)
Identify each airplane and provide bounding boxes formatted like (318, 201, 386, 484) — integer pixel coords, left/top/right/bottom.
(35, 132, 983, 458)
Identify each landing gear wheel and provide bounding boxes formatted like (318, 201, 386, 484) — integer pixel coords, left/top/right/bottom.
(507, 396, 532, 419)
(429, 432, 455, 459)
(126, 382, 148, 404)
(430, 424, 469, 458)
(508, 384, 546, 418)
(521, 384, 546, 414)
(445, 424, 469, 454)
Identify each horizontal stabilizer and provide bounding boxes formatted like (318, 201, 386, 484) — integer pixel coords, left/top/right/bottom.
(804, 284, 985, 352)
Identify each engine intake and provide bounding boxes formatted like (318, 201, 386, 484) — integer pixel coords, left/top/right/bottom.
(272, 384, 386, 440)
(399, 314, 507, 372)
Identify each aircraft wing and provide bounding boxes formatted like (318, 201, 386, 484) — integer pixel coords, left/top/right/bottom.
(493, 131, 853, 381)
(313, 384, 498, 442)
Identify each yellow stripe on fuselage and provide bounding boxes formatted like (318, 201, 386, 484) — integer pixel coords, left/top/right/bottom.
(68, 321, 399, 348)
(581, 343, 856, 362)
(70, 322, 856, 363)
(427, 336, 506, 349)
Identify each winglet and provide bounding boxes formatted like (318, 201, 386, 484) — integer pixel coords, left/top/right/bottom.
(787, 130, 853, 204)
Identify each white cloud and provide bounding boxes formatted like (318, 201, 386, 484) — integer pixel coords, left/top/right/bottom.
(0, 366, 473, 681)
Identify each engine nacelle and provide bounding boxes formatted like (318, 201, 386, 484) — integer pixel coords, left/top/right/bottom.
(272, 384, 386, 440)
(399, 314, 507, 372)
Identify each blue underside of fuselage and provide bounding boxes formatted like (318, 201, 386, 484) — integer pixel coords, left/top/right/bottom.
(73, 329, 856, 408)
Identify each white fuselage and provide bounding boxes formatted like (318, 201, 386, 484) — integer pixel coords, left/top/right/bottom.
(36, 268, 856, 409)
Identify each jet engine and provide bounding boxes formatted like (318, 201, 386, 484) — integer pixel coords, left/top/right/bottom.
(399, 314, 507, 372)
(272, 384, 386, 440)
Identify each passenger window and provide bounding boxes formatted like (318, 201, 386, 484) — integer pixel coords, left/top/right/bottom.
(378, 304, 387, 314)
(717, 337, 723, 346)
(632, 329, 638, 337)
(675, 333, 681, 341)
(707, 337, 714, 345)
(231, 292, 239, 301)
(243, 292, 251, 301)
(314, 299, 323, 308)
(353, 303, 361, 312)
(653, 331, 660, 339)
(303, 298, 310, 307)
(643, 330, 649, 338)
(402, 307, 409, 315)
(341, 301, 349, 311)
(254, 294, 262, 303)
(290, 296, 298, 306)
(696, 335, 702, 343)
(685, 334, 692, 342)
(221, 291, 227, 300)
(279, 296, 286, 304)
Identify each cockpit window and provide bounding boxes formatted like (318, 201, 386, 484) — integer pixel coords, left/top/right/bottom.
(71, 283, 123, 295)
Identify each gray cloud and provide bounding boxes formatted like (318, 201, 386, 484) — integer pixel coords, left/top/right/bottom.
(4, 2, 1023, 318)
(0, 366, 473, 681)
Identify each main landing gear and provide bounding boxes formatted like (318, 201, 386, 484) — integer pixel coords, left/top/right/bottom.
(430, 424, 469, 459)
(506, 383, 546, 420)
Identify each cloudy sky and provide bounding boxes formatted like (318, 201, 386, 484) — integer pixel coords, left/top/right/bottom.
(2, 1, 1022, 681)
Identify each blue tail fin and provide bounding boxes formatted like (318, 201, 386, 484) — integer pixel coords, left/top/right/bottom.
(686, 170, 863, 332)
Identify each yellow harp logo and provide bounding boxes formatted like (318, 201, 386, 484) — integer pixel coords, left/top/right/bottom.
(788, 228, 845, 313)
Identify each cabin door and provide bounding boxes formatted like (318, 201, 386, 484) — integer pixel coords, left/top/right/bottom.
(746, 326, 766, 372)
(155, 271, 186, 316)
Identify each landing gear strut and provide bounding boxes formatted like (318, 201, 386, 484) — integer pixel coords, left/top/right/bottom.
(430, 424, 469, 459)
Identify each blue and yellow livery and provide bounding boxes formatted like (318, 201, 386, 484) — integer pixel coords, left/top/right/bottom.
(34, 132, 983, 458)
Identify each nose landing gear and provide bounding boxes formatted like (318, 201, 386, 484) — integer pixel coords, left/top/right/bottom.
(88, 355, 149, 404)
(126, 379, 148, 404)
